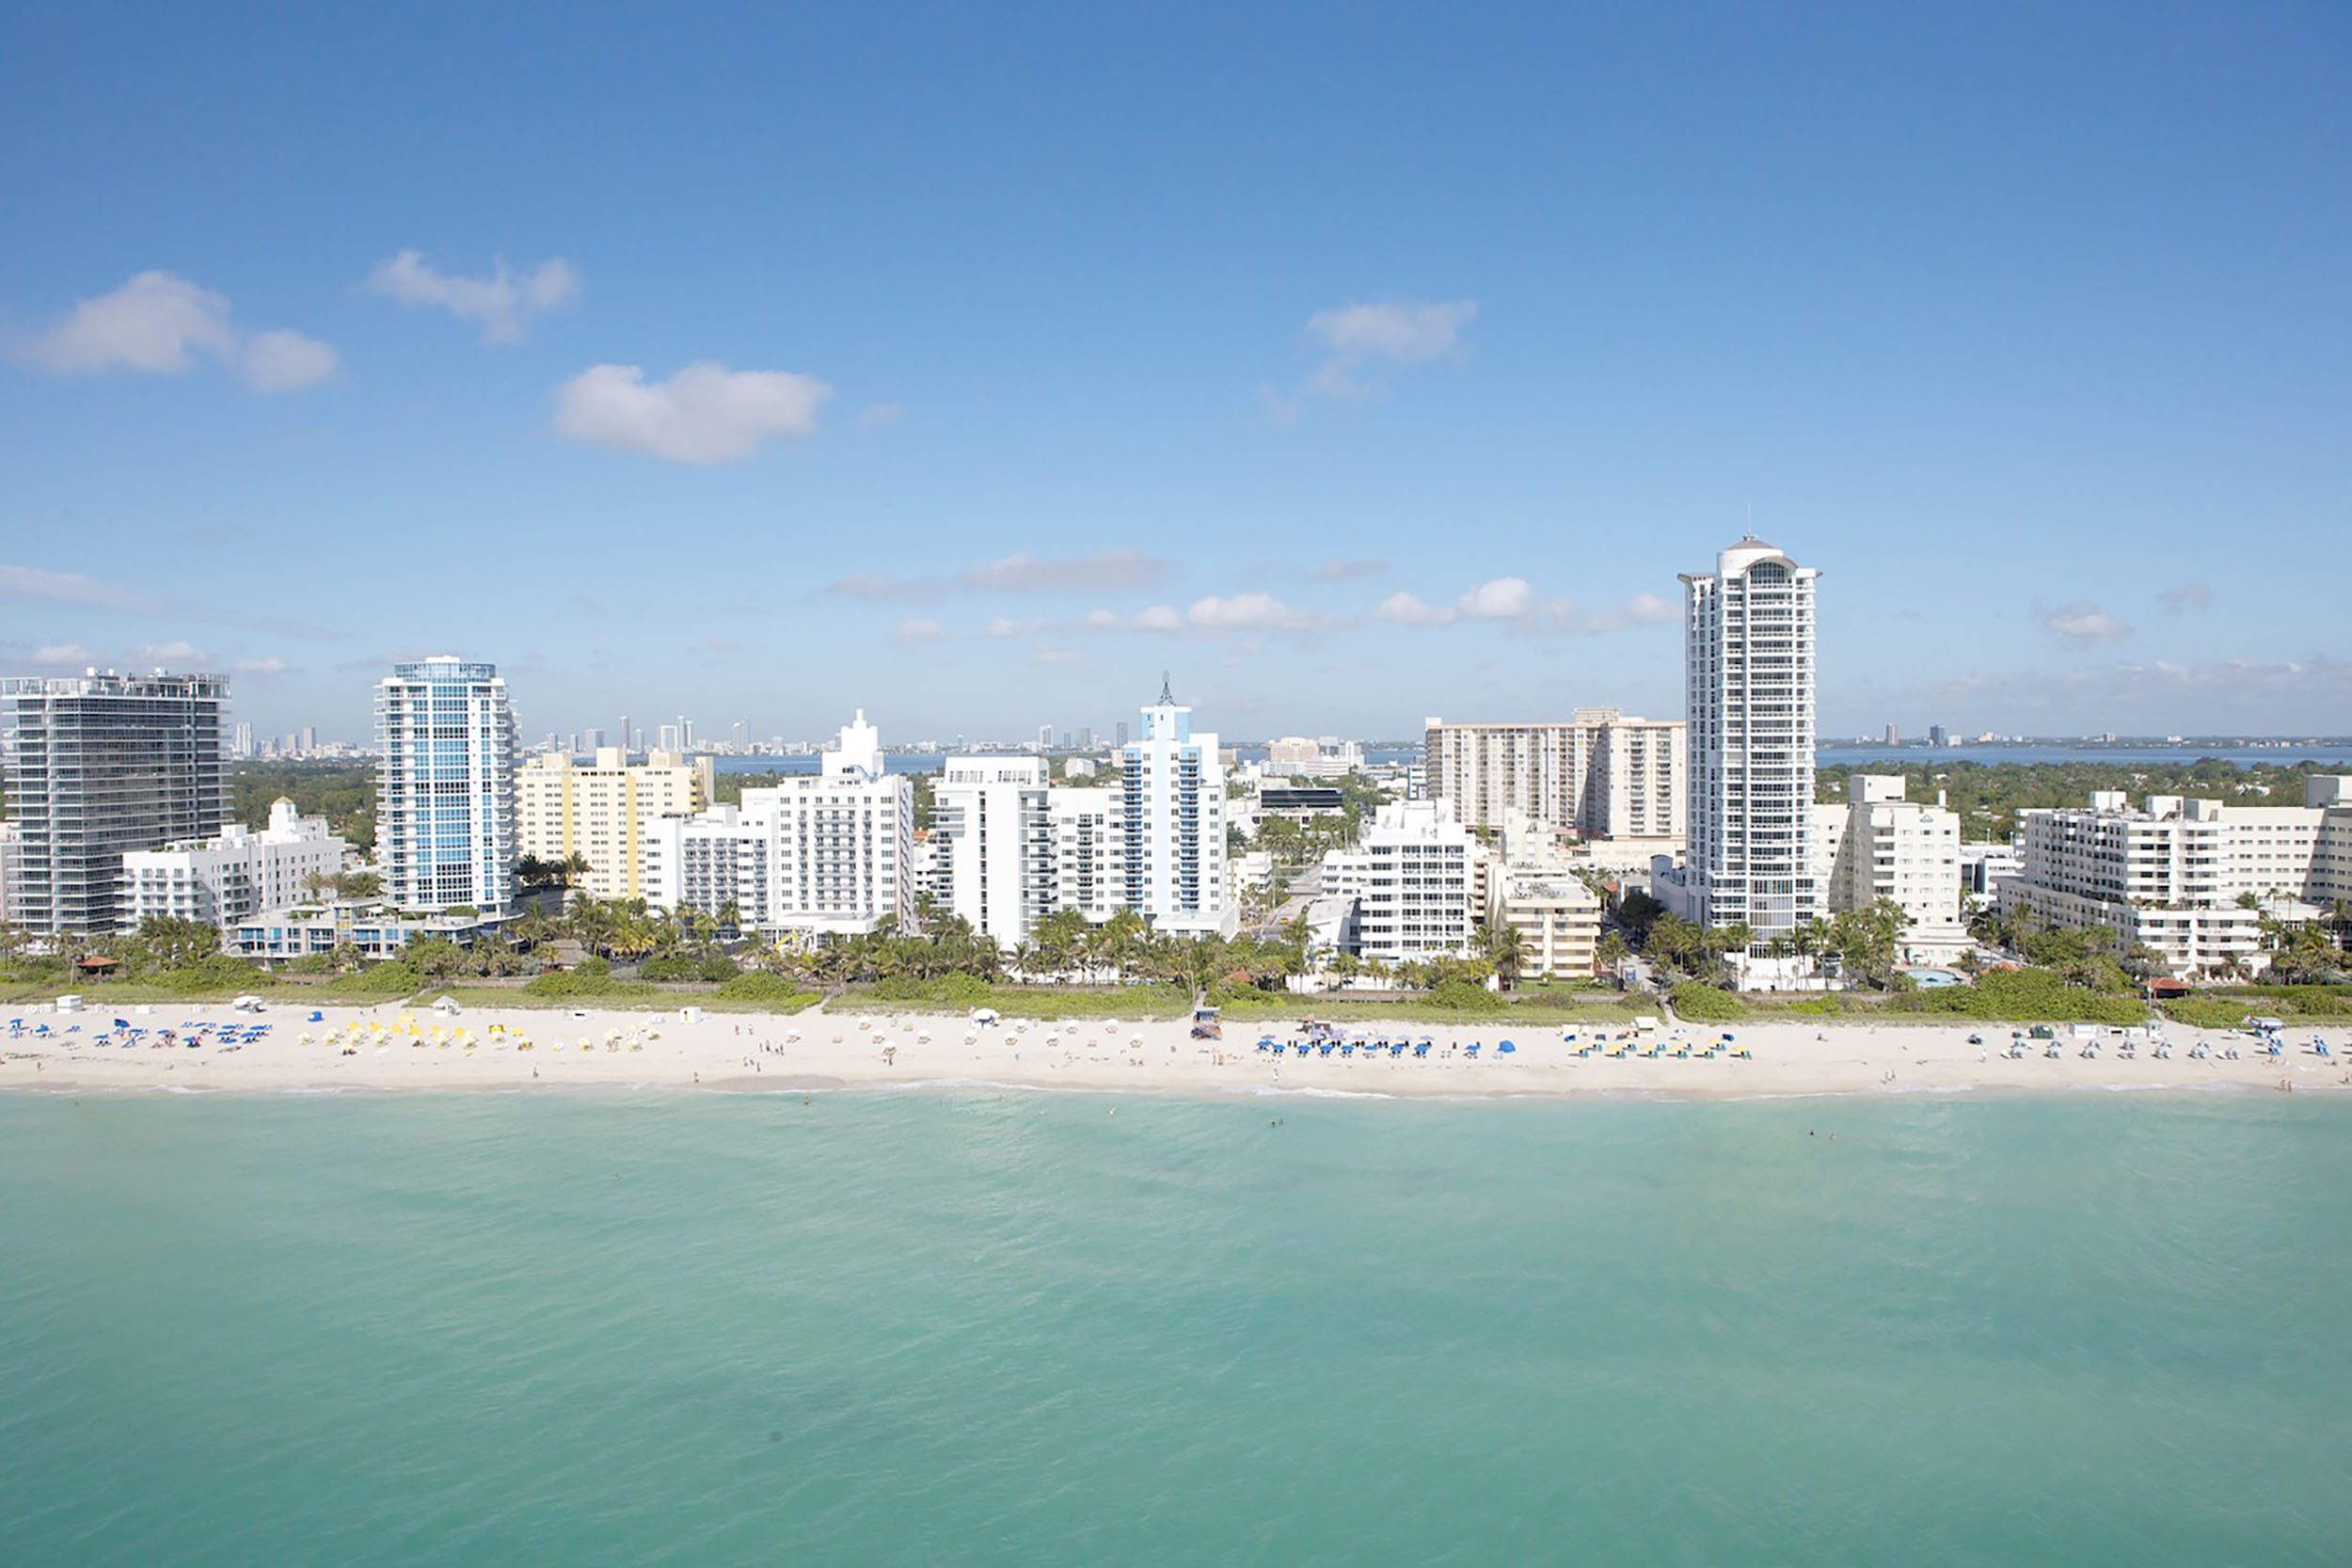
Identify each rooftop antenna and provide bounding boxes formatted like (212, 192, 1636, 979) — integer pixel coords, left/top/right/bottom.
(1158, 671, 1174, 705)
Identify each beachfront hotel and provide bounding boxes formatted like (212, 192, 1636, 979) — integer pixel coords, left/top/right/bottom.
(516, 747, 714, 902)
(119, 798, 352, 933)
(1120, 682, 1232, 938)
(1318, 800, 1480, 964)
(373, 657, 518, 915)
(0, 669, 230, 934)
(1656, 537, 1822, 950)
(930, 760, 1128, 949)
(1998, 776, 2352, 978)
(1813, 775, 1968, 964)
(1422, 709, 1686, 867)
(639, 711, 914, 940)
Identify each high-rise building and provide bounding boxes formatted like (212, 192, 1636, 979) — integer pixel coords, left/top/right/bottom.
(641, 711, 913, 938)
(0, 671, 229, 934)
(232, 721, 255, 760)
(1120, 683, 1229, 936)
(1676, 537, 1821, 944)
(374, 657, 517, 914)
(932, 761, 1129, 948)
(1996, 777, 2352, 978)
(1320, 800, 1478, 963)
(1115, 721, 1129, 750)
(120, 798, 351, 931)
(1422, 711, 1684, 863)
(1814, 776, 1966, 963)
(516, 748, 714, 902)
(932, 757, 1052, 948)
(1037, 722, 1054, 754)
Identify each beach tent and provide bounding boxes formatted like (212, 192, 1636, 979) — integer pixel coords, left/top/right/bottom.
(432, 995, 461, 1015)
(971, 1008, 999, 1025)
(1632, 1015, 1661, 1034)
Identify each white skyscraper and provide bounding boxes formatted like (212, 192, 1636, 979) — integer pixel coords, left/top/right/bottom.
(640, 711, 913, 939)
(374, 657, 518, 914)
(1120, 681, 1229, 936)
(1677, 538, 1820, 945)
(932, 757, 1052, 948)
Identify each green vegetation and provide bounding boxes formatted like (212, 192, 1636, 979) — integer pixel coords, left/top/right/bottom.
(1816, 757, 2342, 843)
(230, 762, 375, 849)
(1668, 982, 1746, 1022)
(713, 973, 819, 1006)
(1887, 967, 2147, 1024)
(522, 968, 659, 1000)
(2161, 985, 2352, 1030)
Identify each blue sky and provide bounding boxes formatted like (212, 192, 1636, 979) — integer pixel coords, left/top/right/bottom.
(4, 2, 2347, 743)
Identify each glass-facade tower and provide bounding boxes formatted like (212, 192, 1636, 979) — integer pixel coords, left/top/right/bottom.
(0, 672, 229, 934)
(375, 657, 517, 913)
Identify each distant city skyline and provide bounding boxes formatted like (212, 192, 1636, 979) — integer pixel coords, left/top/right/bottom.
(5, 7, 2348, 739)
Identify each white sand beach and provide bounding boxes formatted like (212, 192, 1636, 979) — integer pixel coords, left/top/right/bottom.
(6, 997, 2350, 1100)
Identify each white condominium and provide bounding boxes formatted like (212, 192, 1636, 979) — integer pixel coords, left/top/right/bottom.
(0, 821, 20, 928)
(1422, 709, 1684, 854)
(1321, 800, 1478, 964)
(931, 762, 1128, 948)
(120, 798, 351, 931)
(642, 711, 913, 939)
(932, 757, 1052, 948)
(375, 657, 517, 914)
(2000, 777, 2352, 977)
(1679, 536, 1821, 943)
(1814, 776, 1965, 962)
(1120, 684, 1230, 936)
(516, 747, 714, 901)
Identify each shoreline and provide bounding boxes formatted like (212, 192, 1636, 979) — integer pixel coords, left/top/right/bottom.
(7, 998, 2347, 1104)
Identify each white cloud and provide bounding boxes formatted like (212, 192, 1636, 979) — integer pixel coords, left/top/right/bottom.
(892, 617, 948, 643)
(1309, 298, 1479, 364)
(128, 641, 208, 665)
(980, 616, 1049, 639)
(12, 272, 334, 394)
(1457, 577, 1538, 620)
(1373, 579, 1680, 636)
(1374, 591, 1455, 626)
(32, 642, 95, 666)
(553, 361, 832, 463)
(1289, 297, 1478, 403)
(2157, 583, 2214, 613)
(856, 402, 905, 432)
(1186, 593, 1322, 630)
(240, 329, 339, 391)
(1315, 558, 1389, 581)
(0, 564, 166, 612)
(366, 250, 581, 343)
(1132, 605, 1184, 632)
(16, 271, 236, 374)
(1033, 645, 1082, 667)
(232, 657, 290, 675)
(2035, 600, 2133, 647)
(961, 550, 1169, 594)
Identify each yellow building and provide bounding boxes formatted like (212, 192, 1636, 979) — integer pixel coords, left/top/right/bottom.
(516, 748, 714, 901)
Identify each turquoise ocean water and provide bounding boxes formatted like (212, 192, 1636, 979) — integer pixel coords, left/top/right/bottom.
(3, 1089, 2346, 1565)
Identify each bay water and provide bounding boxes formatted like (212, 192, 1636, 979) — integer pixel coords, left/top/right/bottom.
(3, 1089, 2345, 1565)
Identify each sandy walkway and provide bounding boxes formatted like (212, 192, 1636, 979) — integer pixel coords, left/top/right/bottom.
(6, 997, 2350, 1101)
